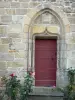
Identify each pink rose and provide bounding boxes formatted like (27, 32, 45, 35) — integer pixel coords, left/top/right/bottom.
(10, 73, 15, 77)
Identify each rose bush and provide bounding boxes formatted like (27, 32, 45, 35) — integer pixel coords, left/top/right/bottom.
(0, 71, 33, 100)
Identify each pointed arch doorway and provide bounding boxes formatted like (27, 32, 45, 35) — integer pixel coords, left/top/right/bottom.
(25, 7, 69, 87)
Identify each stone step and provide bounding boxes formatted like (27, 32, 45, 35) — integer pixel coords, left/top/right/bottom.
(30, 86, 63, 96)
(29, 95, 63, 100)
(29, 86, 63, 100)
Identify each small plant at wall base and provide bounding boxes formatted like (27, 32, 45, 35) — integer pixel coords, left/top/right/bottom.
(57, 68, 75, 100)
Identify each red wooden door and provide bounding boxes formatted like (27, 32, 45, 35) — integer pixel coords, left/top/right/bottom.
(35, 39, 57, 86)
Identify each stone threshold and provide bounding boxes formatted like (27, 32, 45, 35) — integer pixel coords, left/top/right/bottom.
(30, 86, 63, 97)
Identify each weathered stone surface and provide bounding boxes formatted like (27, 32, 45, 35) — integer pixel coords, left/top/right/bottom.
(0, 26, 7, 34)
(14, 51, 27, 58)
(5, 9, 16, 15)
(72, 2, 75, 8)
(11, 2, 20, 8)
(29, 2, 40, 8)
(7, 60, 26, 67)
(8, 33, 20, 38)
(68, 18, 75, 24)
(1, 38, 12, 44)
(0, 8, 5, 15)
(0, 53, 14, 61)
(1, 16, 12, 24)
(0, 70, 7, 76)
(70, 25, 75, 32)
(0, 45, 9, 52)
(12, 15, 24, 24)
(16, 9, 27, 15)
(8, 24, 22, 34)
(0, 62, 6, 70)
(13, 43, 27, 50)
(69, 0, 75, 2)
(20, 2, 28, 8)
(0, 2, 10, 8)
(65, 2, 70, 6)
(67, 44, 75, 50)
(29, 94, 63, 100)
(12, 38, 21, 42)
(0, 26, 7, 37)
(7, 67, 27, 78)
(63, 7, 75, 13)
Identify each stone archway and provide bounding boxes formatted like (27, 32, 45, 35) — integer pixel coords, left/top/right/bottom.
(23, 4, 70, 87)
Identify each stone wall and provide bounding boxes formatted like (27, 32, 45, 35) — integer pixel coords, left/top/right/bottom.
(0, 0, 74, 86)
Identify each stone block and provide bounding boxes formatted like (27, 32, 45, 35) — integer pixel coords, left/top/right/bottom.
(70, 25, 75, 32)
(16, 9, 27, 15)
(68, 18, 75, 24)
(72, 13, 75, 17)
(0, 45, 9, 52)
(1, 38, 12, 44)
(29, 2, 40, 8)
(0, 2, 10, 8)
(11, 2, 20, 8)
(7, 60, 26, 67)
(0, 26, 7, 37)
(0, 70, 7, 76)
(0, 8, 5, 15)
(8, 24, 22, 34)
(0, 53, 14, 61)
(14, 43, 27, 50)
(69, 0, 75, 2)
(20, 2, 28, 8)
(12, 38, 21, 42)
(63, 7, 74, 13)
(65, 2, 70, 6)
(12, 15, 24, 24)
(7, 67, 27, 78)
(0, 62, 6, 70)
(47, 26, 60, 33)
(14, 51, 27, 58)
(72, 2, 75, 8)
(5, 9, 16, 15)
(1, 16, 12, 24)
(8, 33, 20, 38)
(32, 25, 45, 34)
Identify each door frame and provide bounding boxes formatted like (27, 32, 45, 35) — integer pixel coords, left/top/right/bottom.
(31, 29, 60, 86)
